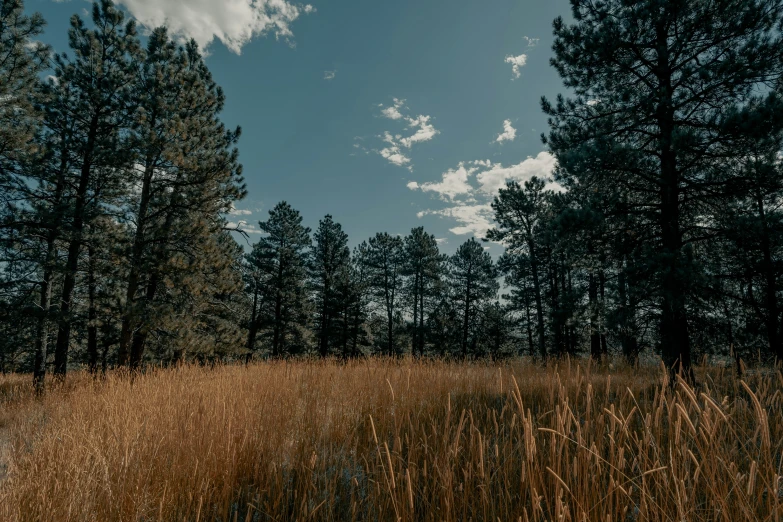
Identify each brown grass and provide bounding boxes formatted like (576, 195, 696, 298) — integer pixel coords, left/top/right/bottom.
(0, 359, 781, 521)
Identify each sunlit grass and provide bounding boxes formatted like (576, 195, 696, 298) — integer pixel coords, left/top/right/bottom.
(0, 359, 781, 521)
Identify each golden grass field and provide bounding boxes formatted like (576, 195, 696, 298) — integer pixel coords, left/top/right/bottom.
(0, 359, 781, 521)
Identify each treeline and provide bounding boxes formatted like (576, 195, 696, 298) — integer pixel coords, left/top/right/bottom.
(3, 0, 783, 389)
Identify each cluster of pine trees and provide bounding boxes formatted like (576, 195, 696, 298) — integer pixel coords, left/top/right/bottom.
(3, 0, 783, 388)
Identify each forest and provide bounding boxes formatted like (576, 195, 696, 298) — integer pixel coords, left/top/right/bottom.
(3, 1, 783, 520)
(3, 0, 783, 395)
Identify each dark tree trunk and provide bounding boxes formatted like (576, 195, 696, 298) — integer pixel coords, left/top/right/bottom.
(119, 151, 157, 366)
(655, 23, 693, 383)
(246, 277, 259, 352)
(53, 112, 100, 379)
(756, 192, 782, 362)
(87, 245, 98, 374)
(524, 286, 535, 358)
(462, 265, 472, 359)
(411, 271, 419, 357)
(129, 270, 160, 369)
(589, 272, 601, 360)
(527, 243, 547, 360)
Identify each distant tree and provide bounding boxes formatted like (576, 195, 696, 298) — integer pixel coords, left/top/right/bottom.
(366, 232, 405, 356)
(543, 0, 783, 377)
(402, 227, 443, 356)
(247, 202, 311, 356)
(310, 215, 350, 357)
(449, 238, 499, 358)
(342, 242, 372, 358)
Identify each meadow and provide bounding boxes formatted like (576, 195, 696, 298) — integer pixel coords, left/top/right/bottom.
(0, 359, 781, 521)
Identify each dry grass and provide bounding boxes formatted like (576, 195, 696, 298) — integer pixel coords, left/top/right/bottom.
(0, 359, 781, 521)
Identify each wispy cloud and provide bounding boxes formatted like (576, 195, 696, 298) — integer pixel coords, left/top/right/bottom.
(495, 119, 517, 144)
(373, 99, 439, 170)
(324, 70, 336, 80)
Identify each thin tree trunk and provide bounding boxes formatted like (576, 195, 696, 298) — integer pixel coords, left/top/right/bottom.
(53, 112, 101, 379)
(87, 244, 98, 374)
(246, 277, 259, 352)
(756, 192, 782, 361)
(119, 148, 158, 366)
(462, 265, 472, 359)
(527, 243, 547, 360)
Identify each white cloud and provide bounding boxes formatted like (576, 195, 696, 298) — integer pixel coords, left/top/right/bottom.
(495, 119, 517, 144)
(418, 204, 495, 237)
(475, 152, 557, 194)
(504, 54, 527, 79)
(409, 152, 559, 239)
(114, 0, 314, 54)
(379, 145, 411, 167)
(408, 162, 476, 200)
(324, 70, 336, 80)
(373, 100, 439, 169)
(435, 238, 447, 244)
(380, 98, 405, 120)
(399, 115, 438, 148)
(226, 220, 263, 234)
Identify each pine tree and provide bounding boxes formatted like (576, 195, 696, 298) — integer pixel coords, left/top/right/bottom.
(0, 0, 48, 188)
(449, 238, 499, 358)
(247, 202, 311, 357)
(117, 30, 246, 369)
(310, 215, 350, 357)
(402, 227, 443, 356)
(0, 0, 49, 387)
(488, 177, 550, 359)
(50, 0, 141, 378)
(543, 0, 783, 378)
(366, 232, 405, 356)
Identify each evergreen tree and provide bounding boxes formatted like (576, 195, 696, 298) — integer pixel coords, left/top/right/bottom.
(117, 30, 246, 368)
(0, 0, 48, 188)
(310, 215, 350, 357)
(449, 238, 499, 358)
(402, 227, 443, 356)
(50, 0, 141, 377)
(247, 202, 311, 356)
(488, 177, 551, 359)
(543, 0, 783, 378)
(366, 232, 405, 356)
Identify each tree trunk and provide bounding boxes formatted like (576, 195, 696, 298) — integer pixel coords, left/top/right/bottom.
(119, 148, 157, 366)
(246, 277, 259, 352)
(527, 244, 547, 360)
(53, 112, 101, 379)
(87, 244, 98, 374)
(656, 22, 692, 383)
(524, 286, 535, 358)
(419, 288, 425, 356)
(412, 271, 419, 357)
(756, 192, 782, 362)
(462, 265, 472, 359)
(589, 272, 601, 360)
(129, 270, 159, 370)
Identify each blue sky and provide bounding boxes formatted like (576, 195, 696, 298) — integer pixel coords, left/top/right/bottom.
(29, 0, 570, 255)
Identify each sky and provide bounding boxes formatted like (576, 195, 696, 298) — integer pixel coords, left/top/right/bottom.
(28, 0, 571, 255)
